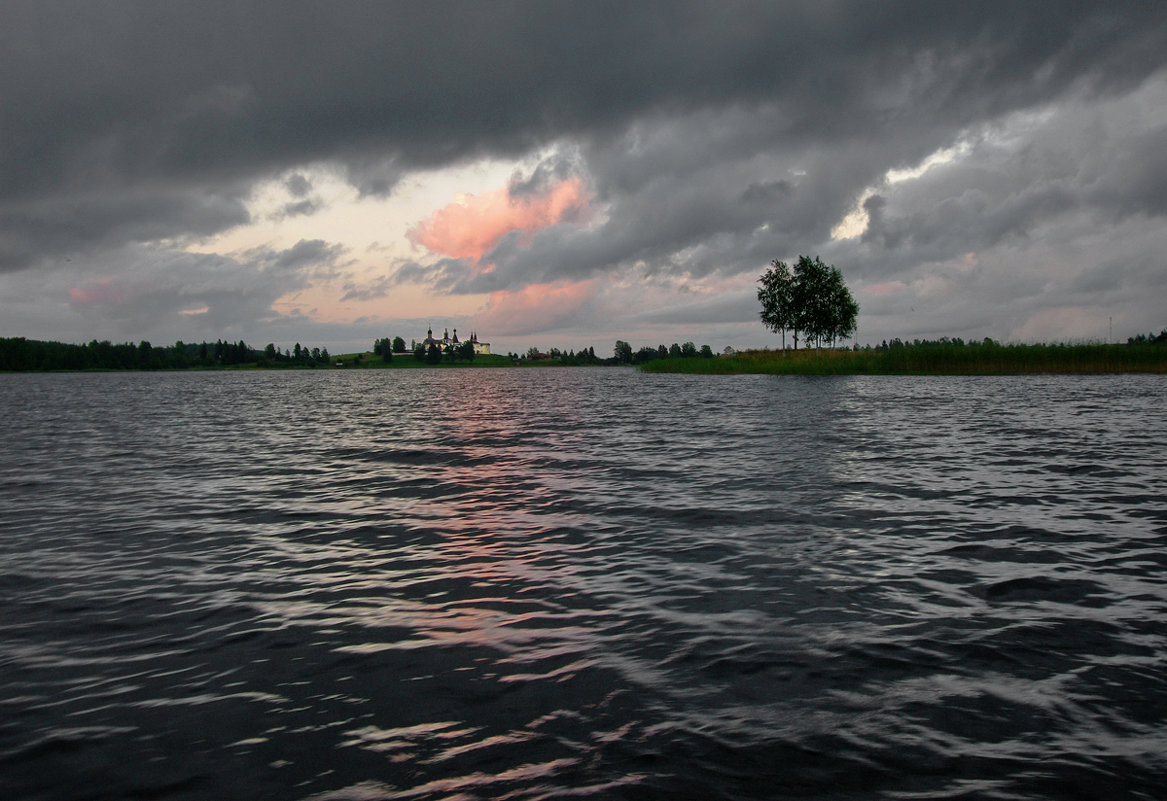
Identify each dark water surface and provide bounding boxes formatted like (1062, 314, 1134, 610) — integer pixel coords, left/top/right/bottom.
(2, 369, 1165, 800)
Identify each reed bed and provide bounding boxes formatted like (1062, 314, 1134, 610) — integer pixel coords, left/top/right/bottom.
(639, 342, 1167, 375)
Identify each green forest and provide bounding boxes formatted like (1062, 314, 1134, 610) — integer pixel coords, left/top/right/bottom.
(0, 338, 332, 372)
(2, 328, 1164, 374)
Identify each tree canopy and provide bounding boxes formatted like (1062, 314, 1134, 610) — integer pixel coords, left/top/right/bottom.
(373, 337, 394, 361)
(758, 255, 858, 348)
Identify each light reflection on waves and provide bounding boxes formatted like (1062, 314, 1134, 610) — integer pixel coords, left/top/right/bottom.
(1, 370, 1166, 800)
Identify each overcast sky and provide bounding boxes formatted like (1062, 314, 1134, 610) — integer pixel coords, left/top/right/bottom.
(3, 1, 1166, 355)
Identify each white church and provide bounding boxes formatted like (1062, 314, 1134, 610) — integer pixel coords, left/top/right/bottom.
(420, 327, 491, 355)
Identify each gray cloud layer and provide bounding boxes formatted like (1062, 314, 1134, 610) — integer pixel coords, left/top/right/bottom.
(2, 1, 1165, 347)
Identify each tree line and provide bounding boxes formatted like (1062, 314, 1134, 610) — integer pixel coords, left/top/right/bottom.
(1128, 329, 1167, 345)
(0, 337, 333, 371)
(373, 336, 407, 361)
(262, 342, 332, 365)
(612, 340, 715, 364)
(758, 255, 858, 348)
(506, 346, 603, 364)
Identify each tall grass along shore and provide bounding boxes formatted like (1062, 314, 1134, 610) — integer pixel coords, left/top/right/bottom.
(639, 341, 1167, 375)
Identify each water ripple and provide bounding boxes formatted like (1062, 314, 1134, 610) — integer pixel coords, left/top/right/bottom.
(2, 370, 1166, 800)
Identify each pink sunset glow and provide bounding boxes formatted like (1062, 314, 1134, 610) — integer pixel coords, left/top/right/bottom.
(861, 281, 907, 297)
(472, 279, 597, 336)
(69, 277, 130, 306)
(408, 176, 589, 261)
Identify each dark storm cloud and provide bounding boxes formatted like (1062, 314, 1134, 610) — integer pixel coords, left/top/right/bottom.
(1091, 122, 1167, 219)
(3, 0, 1165, 273)
(273, 173, 321, 219)
(834, 74, 1167, 286)
(0, 189, 250, 272)
(277, 199, 320, 219)
(392, 258, 469, 289)
(252, 239, 345, 278)
(639, 291, 759, 326)
(284, 174, 313, 199)
(62, 238, 346, 339)
(339, 278, 392, 303)
(507, 152, 582, 198)
(450, 130, 862, 294)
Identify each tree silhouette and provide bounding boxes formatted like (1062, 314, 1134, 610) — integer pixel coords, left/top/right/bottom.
(759, 255, 858, 348)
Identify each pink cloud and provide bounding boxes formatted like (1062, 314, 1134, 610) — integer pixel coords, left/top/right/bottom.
(860, 281, 907, 297)
(408, 176, 589, 262)
(471, 279, 596, 336)
(69, 277, 132, 306)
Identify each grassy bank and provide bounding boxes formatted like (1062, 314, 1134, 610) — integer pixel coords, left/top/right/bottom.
(639, 342, 1167, 375)
(335, 353, 515, 368)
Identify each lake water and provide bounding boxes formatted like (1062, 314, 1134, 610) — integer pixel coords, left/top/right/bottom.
(1, 368, 1165, 800)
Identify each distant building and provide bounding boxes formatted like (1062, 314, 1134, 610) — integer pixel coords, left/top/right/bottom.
(421, 327, 490, 355)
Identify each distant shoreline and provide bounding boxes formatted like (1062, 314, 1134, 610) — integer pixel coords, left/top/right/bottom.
(3, 337, 1165, 375)
(638, 342, 1167, 375)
